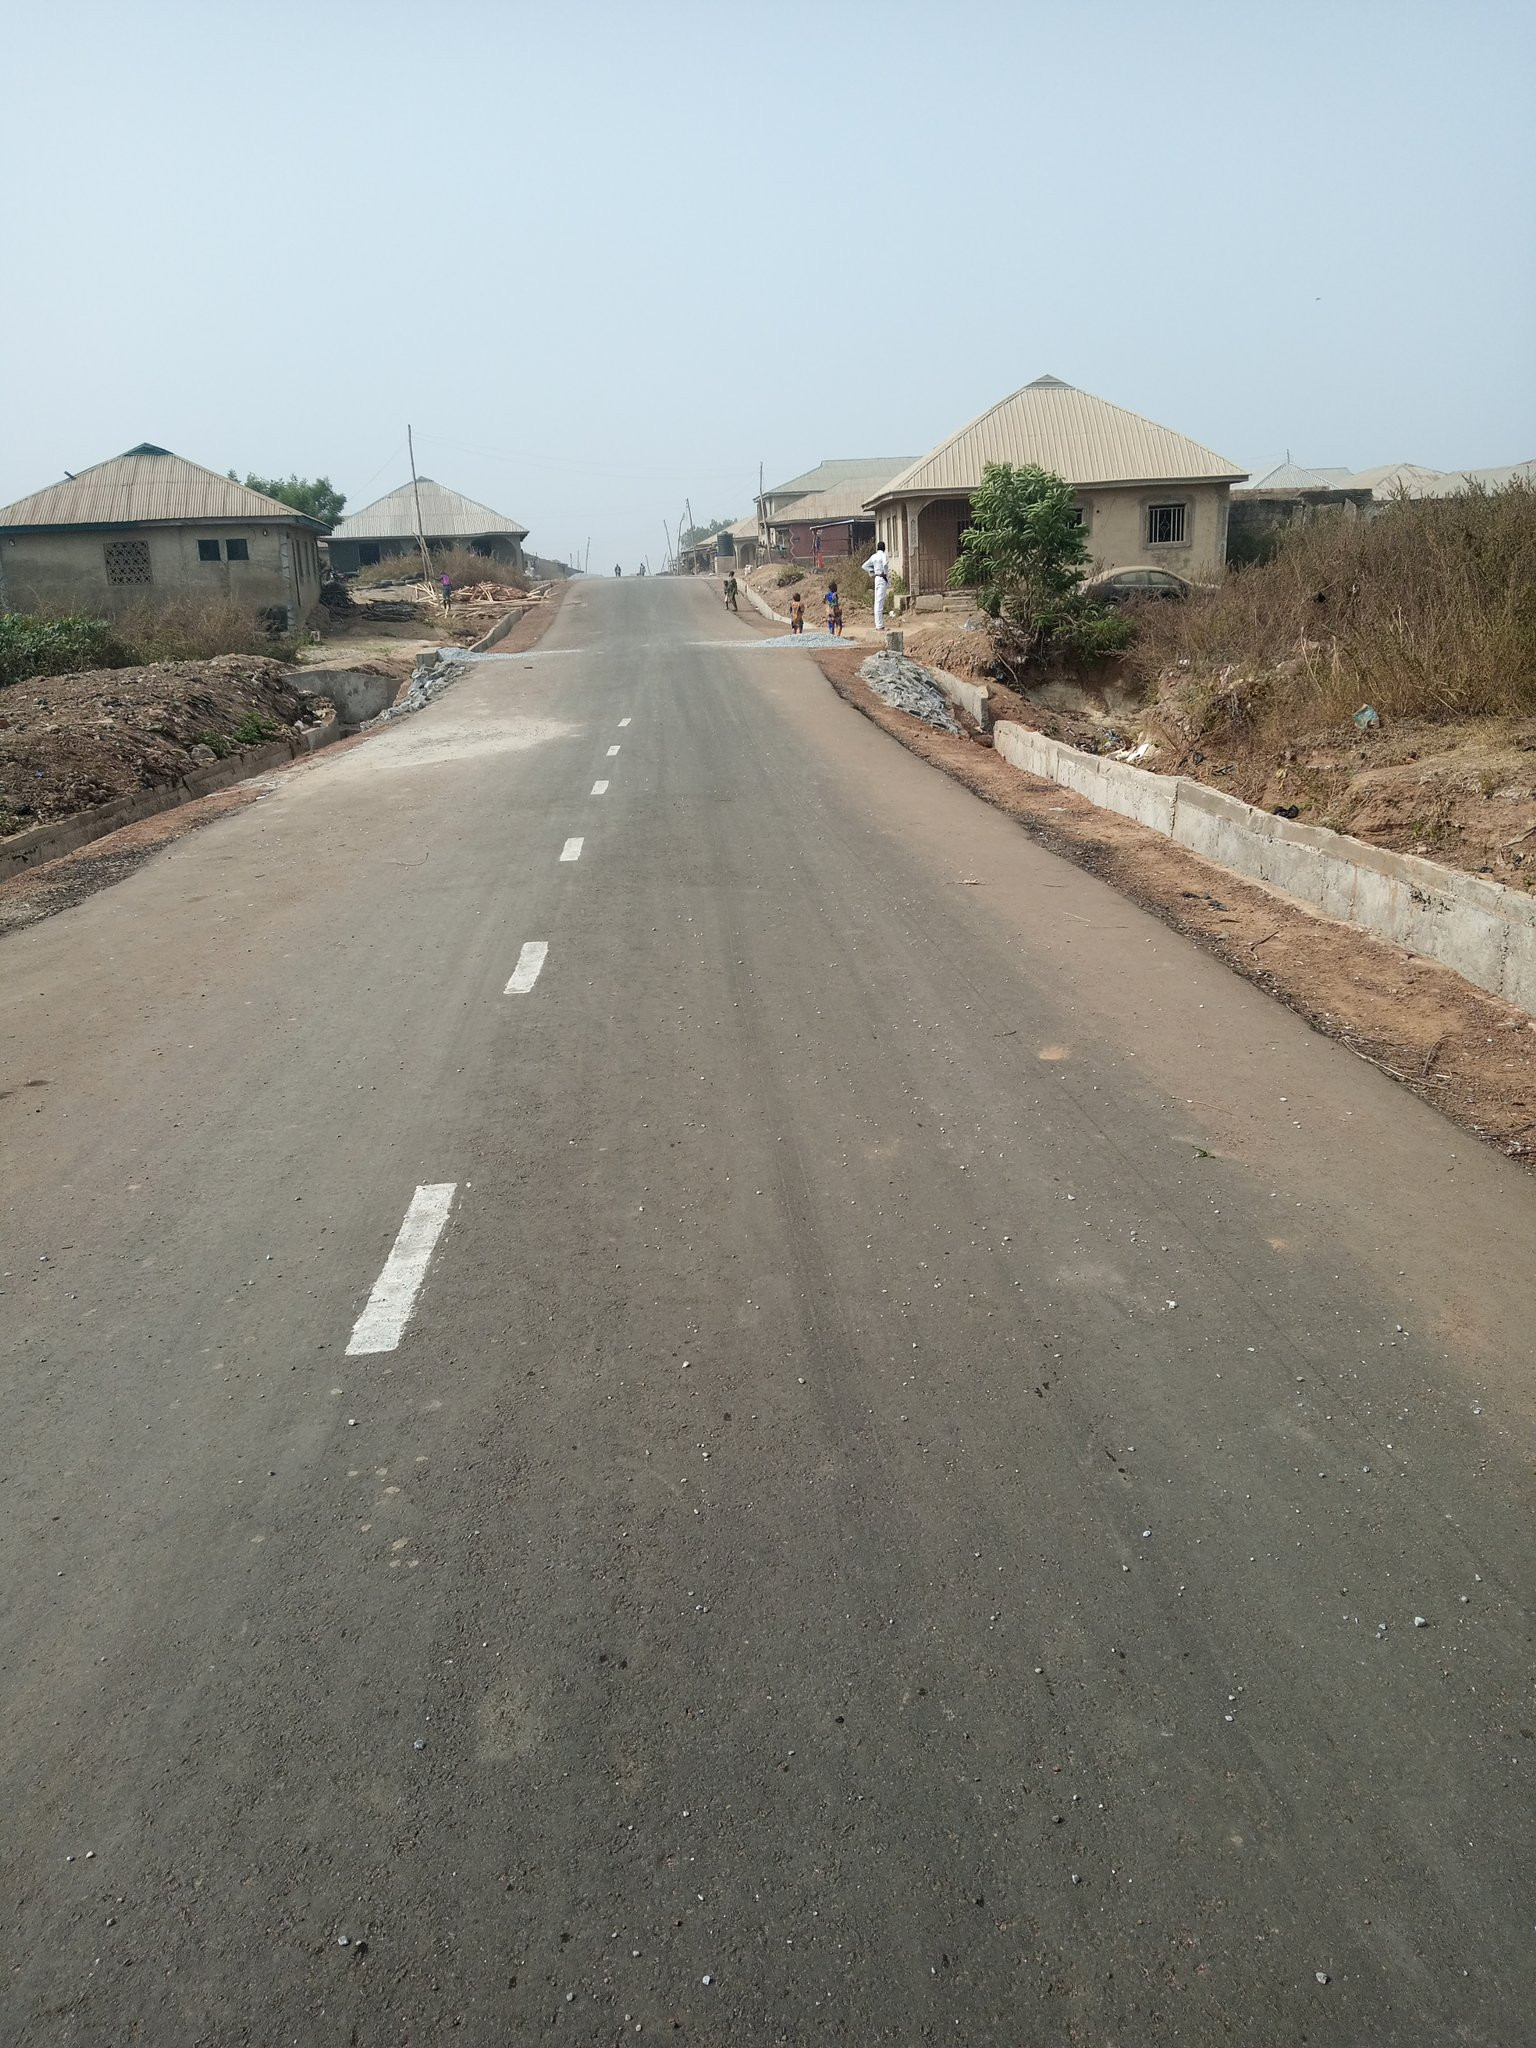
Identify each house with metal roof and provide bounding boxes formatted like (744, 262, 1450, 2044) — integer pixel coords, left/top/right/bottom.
(0, 443, 325, 627)
(755, 457, 914, 556)
(863, 377, 1247, 601)
(327, 478, 529, 575)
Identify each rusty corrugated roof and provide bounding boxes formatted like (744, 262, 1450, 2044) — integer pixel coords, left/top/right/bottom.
(331, 478, 528, 542)
(866, 378, 1247, 503)
(0, 445, 324, 529)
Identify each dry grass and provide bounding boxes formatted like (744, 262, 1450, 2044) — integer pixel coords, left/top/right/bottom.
(1128, 483, 1536, 738)
(353, 546, 527, 594)
(114, 593, 301, 665)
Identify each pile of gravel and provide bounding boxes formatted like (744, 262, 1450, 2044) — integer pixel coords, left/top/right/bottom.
(859, 652, 963, 734)
(364, 649, 468, 727)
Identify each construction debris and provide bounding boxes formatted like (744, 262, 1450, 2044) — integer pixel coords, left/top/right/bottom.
(859, 651, 964, 734)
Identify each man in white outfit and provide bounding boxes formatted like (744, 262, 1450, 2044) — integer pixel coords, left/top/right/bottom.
(863, 540, 891, 630)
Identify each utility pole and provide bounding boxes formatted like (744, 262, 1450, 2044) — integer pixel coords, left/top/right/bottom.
(585, 537, 592, 574)
(684, 498, 694, 575)
(662, 520, 673, 572)
(407, 424, 436, 603)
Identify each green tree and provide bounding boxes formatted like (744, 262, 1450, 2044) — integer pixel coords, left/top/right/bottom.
(234, 472, 347, 530)
(950, 462, 1132, 658)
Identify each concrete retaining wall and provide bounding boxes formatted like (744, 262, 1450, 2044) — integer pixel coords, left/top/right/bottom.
(0, 726, 341, 883)
(992, 719, 1536, 1014)
(287, 667, 398, 726)
(928, 666, 993, 730)
(743, 580, 791, 625)
(471, 604, 529, 652)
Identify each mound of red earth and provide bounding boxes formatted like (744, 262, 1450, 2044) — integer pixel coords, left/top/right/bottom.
(0, 654, 305, 834)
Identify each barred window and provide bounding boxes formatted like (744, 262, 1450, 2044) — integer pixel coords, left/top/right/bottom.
(105, 538, 152, 584)
(1146, 503, 1187, 545)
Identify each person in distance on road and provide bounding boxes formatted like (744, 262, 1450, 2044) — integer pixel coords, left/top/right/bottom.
(789, 590, 805, 634)
(824, 579, 843, 636)
(723, 572, 739, 612)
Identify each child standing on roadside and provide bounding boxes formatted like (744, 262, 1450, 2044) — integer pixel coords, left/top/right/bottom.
(789, 591, 805, 634)
(824, 580, 843, 636)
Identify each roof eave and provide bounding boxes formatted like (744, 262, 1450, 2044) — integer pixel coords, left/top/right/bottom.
(0, 510, 327, 535)
(866, 469, 1247, 504)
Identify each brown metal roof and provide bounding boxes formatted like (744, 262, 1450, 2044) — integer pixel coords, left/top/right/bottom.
(866, 377, 1247, 503)
(0, 444, 324, 530)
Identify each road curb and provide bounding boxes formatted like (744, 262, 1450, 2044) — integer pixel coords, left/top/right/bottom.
(993, 719, 1536, 1015)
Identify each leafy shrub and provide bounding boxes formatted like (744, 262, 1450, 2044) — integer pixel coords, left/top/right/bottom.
(0, 614, 132, 687)
(948, 462, 1132, 663)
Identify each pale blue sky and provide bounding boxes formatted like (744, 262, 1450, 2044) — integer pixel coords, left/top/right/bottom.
(2, 0, 1531, 567)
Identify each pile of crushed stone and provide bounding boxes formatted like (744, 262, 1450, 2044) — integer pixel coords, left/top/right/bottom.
(859, 652, 963, 734)
(364, 648, 470, 726)
(0, 655, 305, 834)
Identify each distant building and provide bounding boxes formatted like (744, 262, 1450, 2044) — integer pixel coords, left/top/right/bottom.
(1229, 461, 1375, 562)
(1231, 456, 1535, 561)
(864, 376, 1247, 601)
(0, 443, 325, 627)
(327, 478, 529, 575)
(756, 457, 914, 559)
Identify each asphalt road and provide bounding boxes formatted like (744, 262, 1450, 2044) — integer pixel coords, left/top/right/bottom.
(3, 575, 1534, 2046)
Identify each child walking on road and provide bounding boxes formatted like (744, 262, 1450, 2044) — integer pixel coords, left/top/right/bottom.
(824, 580, 843, 637)
(789, 591, 805, 634)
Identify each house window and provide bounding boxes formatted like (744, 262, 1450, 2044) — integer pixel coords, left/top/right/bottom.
(358, 542, 381, 566)
(198, 538, 221, 562)
(104, 538, 152, 584)
(1147, 503, 1187, 545)
(225, 537, 249, 562)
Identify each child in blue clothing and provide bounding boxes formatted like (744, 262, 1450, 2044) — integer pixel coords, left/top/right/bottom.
(824, 581, 843, 636)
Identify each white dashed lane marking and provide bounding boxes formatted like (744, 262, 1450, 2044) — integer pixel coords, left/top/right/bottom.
(346, 1184, 457, 1356)
(591, 780, 609, 795)
(618, 717, 632, 727)
(560, 837, 584, 862)
(606, 745, 621, 757)
(505, 941, 549, 994)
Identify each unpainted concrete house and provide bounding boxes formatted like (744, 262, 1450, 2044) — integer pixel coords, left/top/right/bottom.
(865, 377, 1247, 602)
(0, 444, 325, 626)
(327, 479, 529, 575)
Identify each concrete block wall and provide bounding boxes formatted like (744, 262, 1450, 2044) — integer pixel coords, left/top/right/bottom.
(992, 719, 1536, 1015)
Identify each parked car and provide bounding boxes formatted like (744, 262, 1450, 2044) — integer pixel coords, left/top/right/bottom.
(1082, 567, 1194, 605)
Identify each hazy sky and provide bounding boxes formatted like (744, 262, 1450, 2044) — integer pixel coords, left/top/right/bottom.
(2, 1, 1531, 567)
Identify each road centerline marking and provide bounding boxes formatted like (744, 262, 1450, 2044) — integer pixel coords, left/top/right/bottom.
(505, 941, 549, 994)
(560, 836, 584, 861)
(591, 779, 609, 795)
(606, 745, 621, 756)
(346, 1184, 457, 1356)
(618, 717, 632, 727)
